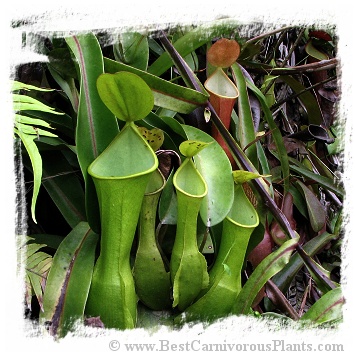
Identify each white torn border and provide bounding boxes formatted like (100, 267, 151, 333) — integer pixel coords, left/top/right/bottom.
(1, 0, 354, 355)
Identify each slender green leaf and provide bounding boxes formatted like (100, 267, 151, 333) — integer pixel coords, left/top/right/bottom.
(245, 76, 290, 193)
(47, 65, 79, 113)
(147, 20, 238, 76)
(300, 287, 344, 325)
(15, 130, 41, 223)
(66, 33, 119, 233)
(40, 222, 98, 337)
(16, 123, 57, 137)
(12, 81, 54, 92)
(13, 94, 64, 115)
(230, 63, 258, 167)
(279, 75, 323, 125)
(270, 232, 336, 295)
(15, 114, 53, 128)
(41, 150, 86, 228)
(20, 109, 75, 139)
(158, 32, 207, 94)
(103, 57, 208, 113)
(233, 236, 299, 315)
(289, 157, 344, 197)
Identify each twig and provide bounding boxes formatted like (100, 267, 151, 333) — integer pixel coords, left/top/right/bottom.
(239, 58, 338, 75)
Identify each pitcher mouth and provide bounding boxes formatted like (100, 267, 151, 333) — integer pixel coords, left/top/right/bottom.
(88, 122, 159, 180)
(204, 67, 239, 99)
(173, 158, 208, 199)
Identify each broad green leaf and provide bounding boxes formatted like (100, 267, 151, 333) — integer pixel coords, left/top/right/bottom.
(305, 40, 329, 61)
(232, 170, 271, 184)
(40, 222, 98, 337)
(114, 32, 149, 71)
(103, 57, 208, 114)
(182, 125, 234, 227)
(233, 236, 299, 315)
(279, 75, 323, 125)
(230, 63, 258, 167)
(15, 130, 41, 223)
(295, 180, 326, 232)
(147, 19, 238, 76)
(179, 140, 212, 158)
(300, 287, 343, 325)
(66, 33, 119, 233)
(97, 71, 154, 122)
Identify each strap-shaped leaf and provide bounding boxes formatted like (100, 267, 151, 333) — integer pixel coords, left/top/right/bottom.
(271, 232, 336, 294)
(66, 33, 119, 233)
(245, 75, 290, 193)
(230, 63, 258, 167)
(233, 236, 299, 315)
(40, 222, 98, 337)
(103, 58, 208, 114)
(300, 287, 344, 325)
